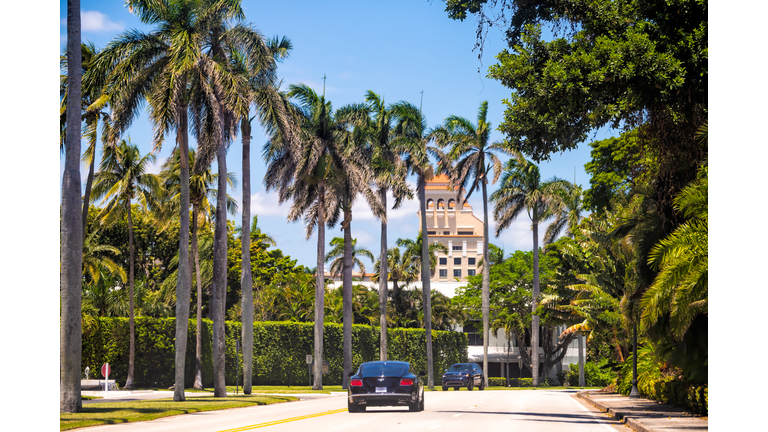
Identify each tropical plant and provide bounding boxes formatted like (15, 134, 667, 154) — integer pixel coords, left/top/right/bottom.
(82, 230, 126, 286)
(544, 183, 586, 246)
(396, 233, 449, 278)
(91, 138, 161, 390)
(439, 100, 509, 388)
(325, 237, 375, 278)
(372, 246, 419, 319)
(490, 158, 567, 385)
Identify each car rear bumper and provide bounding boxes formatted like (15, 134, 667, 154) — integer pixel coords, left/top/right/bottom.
(349, 392, 418, 406)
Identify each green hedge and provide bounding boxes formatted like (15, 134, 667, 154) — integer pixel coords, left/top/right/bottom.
(82, 317, 468, 388)
(617, 345, 707, 415)
(485, 377, 533, 387)
(562, 359, 616, 387)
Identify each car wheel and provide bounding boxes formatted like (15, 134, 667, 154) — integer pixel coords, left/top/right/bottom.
(454, 386, 460, 391)
(348, 402, 358, 413)
(442, 385, 448, 391)
(420, 395, 425, 411)
(479, 378, 485, 390)
(409, 402, 420, 412)
(467, 380, 473, 391)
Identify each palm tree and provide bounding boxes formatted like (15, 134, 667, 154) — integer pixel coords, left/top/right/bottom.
(363, 90, 413, 360)
(372, 247, 419, 319)
(490, 158, 567, 386)
(61, 0, 83, 412)
(263, 83, 367, 389)
(390, 100, 451, 389)
(91, 138, 161, 390)
(544, 183, 585, 245)
(439, 100, 508, 388)
(82, 230, 127, 287)
(396, 233, 450, 279)
(159, 147, 237, 389)
(325, 237, 375, 278)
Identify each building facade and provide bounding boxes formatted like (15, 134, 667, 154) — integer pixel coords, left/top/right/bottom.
(417, 174, 484, 282)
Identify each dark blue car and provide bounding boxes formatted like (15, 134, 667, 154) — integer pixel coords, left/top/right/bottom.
(347, 361, 425, 412)
(441, 363, 485, 391)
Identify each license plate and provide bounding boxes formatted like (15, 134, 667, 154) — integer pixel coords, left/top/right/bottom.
(375, 387, 386, 393)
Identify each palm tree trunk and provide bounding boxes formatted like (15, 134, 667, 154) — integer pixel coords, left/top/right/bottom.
(212, 132, 228, 397)
(342, 208, 353, 389)
(241, 118, 253, 395)
(81, 117, 96, 237)
(481, 179, 490, 388)
(314, 181, 326, 390)
(125, 205, 136, 390)
(192, 206, 204, 389)
(174, 109, 191, 401)
(418, 174, 434, 389)
(61, 1, 83, 411)
(531, 207, 540, 387)
(378, 187, 388, 361)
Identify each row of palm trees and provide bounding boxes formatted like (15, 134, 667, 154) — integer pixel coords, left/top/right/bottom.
(61, 0, 582, 412)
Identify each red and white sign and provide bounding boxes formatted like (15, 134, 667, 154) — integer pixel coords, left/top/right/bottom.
(101, 363, 111, 378)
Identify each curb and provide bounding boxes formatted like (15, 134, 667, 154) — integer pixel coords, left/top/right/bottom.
(576, 391, 654, 432)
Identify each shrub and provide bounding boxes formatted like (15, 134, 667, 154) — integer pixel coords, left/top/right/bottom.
(488, 377, 506, 386)
(82, 317, 468, 388)
(563, 358, 616, 387)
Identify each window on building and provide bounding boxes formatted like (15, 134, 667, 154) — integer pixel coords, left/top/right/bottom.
(468, 257, 476, 266)
(439, 269, 447, 278)
(437, 199, 445, 209)
(454, 257, 461, 265)
(463, 321, 483, 346)
(427, 231, 436, 235)
(443, 231, 450, 235)
(457, 231, 473, 235)
(452, 245, 462, 251)
(468, 269, 476, 276)
(439, 257, 447, 265)
(453, 269, 461, 277)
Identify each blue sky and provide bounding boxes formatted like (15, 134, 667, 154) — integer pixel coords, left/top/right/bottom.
(59, 0, 618, 273)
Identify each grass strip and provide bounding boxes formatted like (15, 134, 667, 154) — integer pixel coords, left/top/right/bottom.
(60, 394, 297, 431)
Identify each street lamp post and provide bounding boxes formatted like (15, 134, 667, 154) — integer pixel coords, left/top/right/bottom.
(629, 322, 640, 398)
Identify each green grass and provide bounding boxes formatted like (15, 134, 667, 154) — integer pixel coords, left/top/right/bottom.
(61, 394, 297, 431)
(189, 385, 344, 394)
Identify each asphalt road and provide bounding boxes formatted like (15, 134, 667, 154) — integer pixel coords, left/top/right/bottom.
(78, 389, 627, 432)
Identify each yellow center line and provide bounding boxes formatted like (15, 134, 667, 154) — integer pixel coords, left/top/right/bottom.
(216, 408, 348, 432)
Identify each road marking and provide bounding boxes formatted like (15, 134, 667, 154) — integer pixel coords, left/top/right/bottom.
(468, 406, 475, 409)
(453, 414, 462, 417)
(569, 396, 616, 432)
(216, 408, 348, 432)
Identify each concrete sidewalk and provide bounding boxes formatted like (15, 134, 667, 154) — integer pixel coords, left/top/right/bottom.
(81, 390, 346, 404)
(577, 391, 707, 432)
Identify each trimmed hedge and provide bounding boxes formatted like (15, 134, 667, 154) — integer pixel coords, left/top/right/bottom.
(82, 317, 468, 388)
(486, 377, 533, 387)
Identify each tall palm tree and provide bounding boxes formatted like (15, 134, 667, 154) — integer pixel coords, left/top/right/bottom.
(325, 237, 375, 278)
(544, 183, 585, 245)
(61, 0, 83, 412)
(490, 158, 567, 386)
(390, 100, 450, 389)
(91, 138, 161, 390)
(159, 147, 237, 389)
(263, 83, 367, 389)
(363, 91, 413, 360)
(439, 100, 507, 388)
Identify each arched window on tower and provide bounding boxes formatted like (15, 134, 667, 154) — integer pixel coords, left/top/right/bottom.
(437, 199, 445, 209)
(448, 199, 456, 209)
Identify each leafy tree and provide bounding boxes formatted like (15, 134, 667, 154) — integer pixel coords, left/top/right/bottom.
(81, 229, 126, 287)
(490, 158, 567, 385)
(91, 138, 161, 390)
(543, 183, 585, 246)
(396, 233, 449, 279)
(61, 0, 83, 412)
(438, 99, 508, 388)
(444, 0, 707, 227)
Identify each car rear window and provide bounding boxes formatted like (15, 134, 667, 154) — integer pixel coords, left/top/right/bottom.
(360, 363, 409, 376)
(448, 364, 472, 372)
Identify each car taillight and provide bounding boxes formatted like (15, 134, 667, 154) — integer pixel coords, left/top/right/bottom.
(350, 379, 363, 387)
(399, 378, 414, 386)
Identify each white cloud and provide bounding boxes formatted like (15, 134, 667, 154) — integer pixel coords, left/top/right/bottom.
(145, 156, 166, 176)
(250, 191, 291, 217)
(81, 10, 124, 33)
